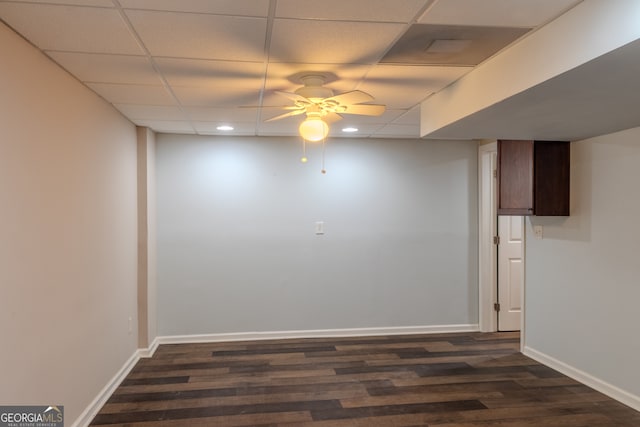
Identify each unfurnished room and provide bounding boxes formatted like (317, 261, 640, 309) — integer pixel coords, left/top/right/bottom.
(1, 1, 639, 426)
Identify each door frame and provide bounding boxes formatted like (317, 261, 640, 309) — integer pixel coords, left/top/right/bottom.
(478, 142, 526, 350)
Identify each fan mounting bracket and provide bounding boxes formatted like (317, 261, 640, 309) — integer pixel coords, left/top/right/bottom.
(288, 71, 338, 86)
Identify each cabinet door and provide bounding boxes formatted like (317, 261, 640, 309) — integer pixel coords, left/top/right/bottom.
(497, 140, 534, 215)
(534, 141, 570, 216)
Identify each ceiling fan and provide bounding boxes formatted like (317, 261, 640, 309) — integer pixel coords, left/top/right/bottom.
(266, 74, 386, 141)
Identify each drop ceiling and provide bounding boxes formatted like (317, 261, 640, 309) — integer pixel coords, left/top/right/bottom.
(0, 0, 582, 138)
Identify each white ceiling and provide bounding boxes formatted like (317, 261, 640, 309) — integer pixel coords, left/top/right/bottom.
(0, 0, 582, 138)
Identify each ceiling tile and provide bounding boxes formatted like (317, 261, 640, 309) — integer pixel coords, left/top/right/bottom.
(125, 10, 267, 61)
(47, 52, 162, 85)
(372, 123, 421, 138)
(114, 104, 188, 120)
(155, 58, 264, 87)
(391, 107, 421, 125)
(134, 120, 195, 133)
(119, 0, 270, 16)
(270, 19, 406, 64)
(358, 65, 472, 109)
(276, 0, 428, 22)
(0, 3, 142, 54)
(329, 124, 385, 138)
(185, 107, 258, 124)
(9, 0, 114, 5)
(419, 0, 581, 27)
(338, 109, 406, 125)
(171, 86, 261, 107)
(87, 83, 176, 105)
(193, 122, 257, 135)
(257, 118, 304, 137)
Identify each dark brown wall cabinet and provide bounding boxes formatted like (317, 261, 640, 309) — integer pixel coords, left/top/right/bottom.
(497, 140, 570, 216)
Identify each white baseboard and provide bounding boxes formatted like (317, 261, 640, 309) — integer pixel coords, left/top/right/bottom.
(524, 346, 640, 412)
(71, 338, 160, 427)
(70, 351, 139, 427)
(157, 324, 480, 345)
(138, 337, 160, 358)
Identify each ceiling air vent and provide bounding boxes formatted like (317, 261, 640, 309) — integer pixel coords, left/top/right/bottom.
(381, 24, 531, 66)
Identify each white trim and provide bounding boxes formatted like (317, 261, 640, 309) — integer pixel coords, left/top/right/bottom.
(71, 339, 159, 427)
(478, 142, 498, 332)
(157, 324, 480, 345)
(70, 350, 140, 427)
(138, 336, 160, 358)
(524, 346, 640, 412)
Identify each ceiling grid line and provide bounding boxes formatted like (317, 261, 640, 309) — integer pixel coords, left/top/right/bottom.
(110, 0, 197, 134)
(254, 0, 278, 136)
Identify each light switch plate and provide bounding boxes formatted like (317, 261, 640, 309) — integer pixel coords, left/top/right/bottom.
(315, 221, 324, 235)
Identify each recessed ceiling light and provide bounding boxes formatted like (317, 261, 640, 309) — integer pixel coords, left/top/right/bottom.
(342, 127, 359, 133)
(216, 125, 234, 131)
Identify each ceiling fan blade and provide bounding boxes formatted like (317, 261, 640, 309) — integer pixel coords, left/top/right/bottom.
(274, 90, 311, 103)
(342, 104, 386, 116)
(264, 109, 305, 122)
(240, 105, 299, 109)
(323, 112, 343, 124)
(325, 90, 374, 106)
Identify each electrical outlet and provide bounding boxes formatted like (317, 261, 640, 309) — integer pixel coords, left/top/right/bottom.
(534, 225, 543, 239)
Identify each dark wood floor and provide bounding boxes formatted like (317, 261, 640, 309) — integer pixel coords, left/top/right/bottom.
(90, 332, 640, 426)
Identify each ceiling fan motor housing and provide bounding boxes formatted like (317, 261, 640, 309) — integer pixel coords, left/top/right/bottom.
(295, 75, 334, 101)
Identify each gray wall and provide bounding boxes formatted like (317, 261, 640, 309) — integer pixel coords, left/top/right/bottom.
(526, 126, 640, 400)
(156, 134, 478, 335)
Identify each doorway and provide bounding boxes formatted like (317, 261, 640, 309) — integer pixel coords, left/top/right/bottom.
(497, 215, 524, 331)
(478, 143, 525, 342)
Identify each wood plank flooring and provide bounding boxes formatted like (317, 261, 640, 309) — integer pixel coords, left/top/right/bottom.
(90, 332, 640, 426)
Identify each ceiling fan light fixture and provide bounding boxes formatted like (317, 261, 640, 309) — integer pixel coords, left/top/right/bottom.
(299, 116, 329, 142)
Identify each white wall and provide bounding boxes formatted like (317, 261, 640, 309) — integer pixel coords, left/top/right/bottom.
(525, 127, 640, 408)
(0, 23, 138, 424)
(156, 134, 478, 336)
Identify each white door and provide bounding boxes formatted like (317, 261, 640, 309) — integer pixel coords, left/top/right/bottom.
(497, 215, 524, 331)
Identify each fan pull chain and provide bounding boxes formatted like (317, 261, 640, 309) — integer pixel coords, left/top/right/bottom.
(300, 136, 327, 174)
(321, 137, 327, 174)
(300, 138, 308, 163)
